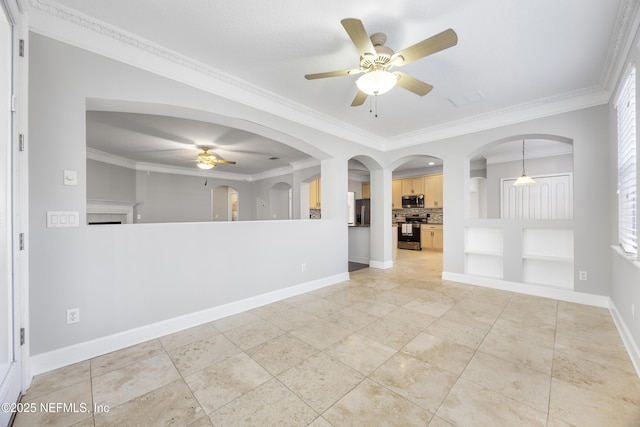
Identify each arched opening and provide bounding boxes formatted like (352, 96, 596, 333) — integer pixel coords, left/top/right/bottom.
(84, 101, 328, 224)
(464, 134, 575, 289)
(269, 182, 292, 220)
(212, 185, 239, 221)
(390, 155, 444, 273)
(467, 135, 574, 219)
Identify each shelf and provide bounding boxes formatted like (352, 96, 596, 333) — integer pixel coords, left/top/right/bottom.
(522, 254, 573, 263)
(464, 250, 503, 257)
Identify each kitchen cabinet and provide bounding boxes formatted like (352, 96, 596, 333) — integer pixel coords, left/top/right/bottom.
(402, 177, 424, 195)
(392, 180, 403, 209)
(424, 174, 443, 208)
(362, 182, 370, 199)
(421, 224, 443, 250)
(309, 178, 321, 209)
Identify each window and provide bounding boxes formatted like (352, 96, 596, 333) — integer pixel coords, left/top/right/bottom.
(617, 66, 637, 256)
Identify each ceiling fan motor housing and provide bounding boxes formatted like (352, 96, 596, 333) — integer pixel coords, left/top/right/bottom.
(360, 33, 395, 71)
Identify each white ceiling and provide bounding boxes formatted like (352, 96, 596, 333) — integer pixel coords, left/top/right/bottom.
(86, 112, 313, 176)
(39, 0, 628, 175)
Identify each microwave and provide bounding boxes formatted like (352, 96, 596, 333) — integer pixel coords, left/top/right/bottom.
(402, 194, 424, 208)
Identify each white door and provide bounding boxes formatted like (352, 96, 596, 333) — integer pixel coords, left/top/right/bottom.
(501, 173, 573, 220)
(0, 3, 21, 425)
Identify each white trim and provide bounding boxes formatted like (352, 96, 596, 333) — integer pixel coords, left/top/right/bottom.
(86, 200, 136, 224)
(442, 271, 610, 307)
(0, 363, 19, 426)
(609, 300, 640, 378)
(29, 272, 348, 376)
(369, 260, 393, 269)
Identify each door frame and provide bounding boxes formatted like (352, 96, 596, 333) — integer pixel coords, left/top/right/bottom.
(0, 1, 28, 423)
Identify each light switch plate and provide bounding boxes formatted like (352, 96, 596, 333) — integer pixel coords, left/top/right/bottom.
(63, 170, 78, 186)
(47, 211, 80, 228)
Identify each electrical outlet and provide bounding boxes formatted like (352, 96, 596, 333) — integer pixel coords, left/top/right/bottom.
(66, 308, 79, 325)
(578, 271, 588, 281)
(301, 263, 307, 272)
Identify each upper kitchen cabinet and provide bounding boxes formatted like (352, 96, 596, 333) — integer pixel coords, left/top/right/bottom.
(362, 182, 370, 199)
(424, 174, 443, 208)
(402, 177, 424, 195)
(392, 180, 403, 209)
(309, 178, 321, 209)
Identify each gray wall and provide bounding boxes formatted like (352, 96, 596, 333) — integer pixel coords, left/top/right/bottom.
(87, 159, 136, 202)
(28, 27, 638, 373)
(28, 33, 347, 359)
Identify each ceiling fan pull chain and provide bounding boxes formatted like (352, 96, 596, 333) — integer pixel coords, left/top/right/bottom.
(375, 93, 378, 118)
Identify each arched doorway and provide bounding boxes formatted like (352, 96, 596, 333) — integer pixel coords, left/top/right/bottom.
(212, 185, 239, 221)
(269, 182, 292, 220)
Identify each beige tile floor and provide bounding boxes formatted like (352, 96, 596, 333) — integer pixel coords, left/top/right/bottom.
(13, 250, 640, 426)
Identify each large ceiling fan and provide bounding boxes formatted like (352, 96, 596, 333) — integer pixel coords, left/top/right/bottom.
(305, 18, 458, 107)
(195, 147, 236, 170)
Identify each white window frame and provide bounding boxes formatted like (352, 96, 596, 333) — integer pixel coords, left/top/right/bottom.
(616, 65, 638, 256)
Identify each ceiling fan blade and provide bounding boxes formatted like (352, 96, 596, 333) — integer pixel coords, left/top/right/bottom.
(393, 28, 458, 66)
(341, 18, 376, 57)
(305, 69, 362, 80)
(395, 72, 433, 96)
(214, 159, 236, 165)
(351, 90, 368, 106)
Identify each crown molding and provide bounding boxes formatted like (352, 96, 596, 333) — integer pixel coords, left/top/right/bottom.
(86, 147, 137, 169)
(385, 85, 609, 150)
(27, 0, 634, 153)
(600, 0, 640, 95)
(86, 148, 319, 182)
(26, 0, 387, 150)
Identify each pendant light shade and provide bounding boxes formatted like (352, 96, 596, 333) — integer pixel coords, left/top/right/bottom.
(513, 140, 536, 186)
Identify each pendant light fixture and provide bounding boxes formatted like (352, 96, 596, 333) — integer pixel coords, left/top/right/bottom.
(513, 140, 536, 186)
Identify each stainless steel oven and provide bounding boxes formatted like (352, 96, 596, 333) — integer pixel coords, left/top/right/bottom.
(398, 214, 428, 250)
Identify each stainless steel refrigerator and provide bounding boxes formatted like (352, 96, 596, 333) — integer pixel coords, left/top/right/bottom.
(355, 199, 370, 225)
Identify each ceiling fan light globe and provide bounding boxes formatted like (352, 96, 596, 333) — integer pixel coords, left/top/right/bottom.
(356, 70, 397, 95)
(197, 162, 214, 170)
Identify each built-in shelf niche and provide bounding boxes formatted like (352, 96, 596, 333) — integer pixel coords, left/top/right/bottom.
(522, 228, 574, 289)
(465, 227, 503, 278)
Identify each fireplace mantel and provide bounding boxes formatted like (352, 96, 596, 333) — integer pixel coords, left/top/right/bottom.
(87, 200, 137, 224)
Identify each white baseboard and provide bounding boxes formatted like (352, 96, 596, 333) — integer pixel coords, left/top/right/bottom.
(29, 272, 349, 377)
(348, 256, 369, 265)
(441, 272, 610, 307)
(369, 260, 393, 269)
(609, 301, 640, 378)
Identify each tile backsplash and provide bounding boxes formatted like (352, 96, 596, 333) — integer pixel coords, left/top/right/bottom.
(393, 208, 443, 224)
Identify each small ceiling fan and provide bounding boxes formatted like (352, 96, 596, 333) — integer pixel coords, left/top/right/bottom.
(305, 18, 458, 107)
(195, 147, 236, 170)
